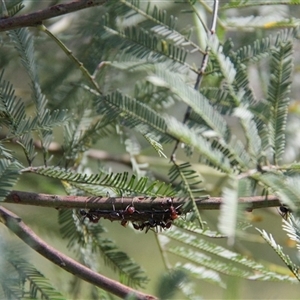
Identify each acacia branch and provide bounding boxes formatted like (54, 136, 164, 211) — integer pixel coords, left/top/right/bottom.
(171, 0, 219, 161)
(5, 190, 281, 211)
(0, 206, 156, 300)
(0, 0, 107, 32)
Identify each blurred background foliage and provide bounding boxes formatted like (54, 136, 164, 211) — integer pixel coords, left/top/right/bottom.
(1, 0, 300, 299)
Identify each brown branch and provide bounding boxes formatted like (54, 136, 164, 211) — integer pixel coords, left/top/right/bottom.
(0, 0, 107, 32)
(170, 0, 219, 161)
(5, 190, 281, 211)
(0, 206, 157, 300)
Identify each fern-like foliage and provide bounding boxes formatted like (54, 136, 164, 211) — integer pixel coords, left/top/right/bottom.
(0, 241, 65, 299)
(282, 214, 300, 253)
(254, 172, 300, 211)
(121, 0, 178, 30)
(266, 41, 293, 164)
(258, 229, 300, 281)
(174, 218, 227, 238)
(9, 258, 66, 299)
(233, 107, 262, 158)
(150, 65, 230, 140)
(4, 0, 24, 17)
(0, 71, 38, 165)
(58, 209, 148, 288)
(162, 227, 297, 284)
(209, 35, 237, 86)
(143, 134, 167, 159)
(231, 28, 299, 64)
(166, 117, 231, 173)
(2, 0, 300, 298)
(95, 90, 172, 143)
(0, 158, 21, 201)
(25, 166, 175, 197)
(7, 27, 69, 159)
(96, 238, 148, 287)
(103, 23, 189, 66)
(101, 1, 193, 70)
(62, 109, 113, 167)
(218, 177, 239, 245)
(169, 162, 205, 226)
(155, 268, 188, 299)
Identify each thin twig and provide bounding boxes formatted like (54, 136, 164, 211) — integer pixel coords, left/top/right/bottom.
(5, 190, 281, 211)
(170, 0, 219, 162)
(155, 233, 172, 270)
(39, 24, 102, 94)
(0, 206, 157, 300)
(188, 0, 210, 34)
(198, 0, 226, 29)
(0, 0, 107, 32)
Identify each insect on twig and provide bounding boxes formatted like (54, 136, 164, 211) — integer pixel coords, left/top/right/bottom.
(278, 205, 292, 220)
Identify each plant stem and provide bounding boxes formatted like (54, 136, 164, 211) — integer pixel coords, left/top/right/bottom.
(38, 24, 102, 95)
(0, 206, 157, 300)
(170, 0, 219, 162)
(4, 190, 281, 211)
(0, 0, 107, 32)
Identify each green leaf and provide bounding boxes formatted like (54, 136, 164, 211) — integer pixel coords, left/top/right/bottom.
(257, 229, 300, 281)
(8, 28, 43, 108)
(5, 1, 24, 17)
(0, 142, 13, 160)
(266, 41, 293, 164)
(169, 162, 205, 226)
(25, 166, 175, 197)
(209, 35, 237, 85)
(8, 258, 66, 299)
(210, 135, 253, 170)
(254, 172, 300, 212)
(178, 263, 225, 288)
(143, 134, 167, 158)
(174, 218, 226, 238)
(62, 112, 113, 166)
(58, 209, 147, 287)
(8, 28, 69, 153)
(0, 241, 65, 300)
(0, 70, 38, 137)
(0, 159, 21, 201)
(218, 177, 239, 245)
(97, 238, 148, 288)
(282, 215, 300, 253)
(233, 107, 262, 158)
(232, 28, 299, 64)
(166, 117, 231, 173)
(155, 268, 187, 299)
(150, 65, 229, 139)
(163, 228, 297, 282)
(102, 19, 189, 68)
(95, 90, 171, 142)
(122, 0, 178, 29)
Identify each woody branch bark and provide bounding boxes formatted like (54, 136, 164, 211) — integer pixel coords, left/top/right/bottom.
(0, 0, 107, 32)
(5, 190, 281, 211)
(171, 0, 219, 161)
(0, 206, 156, 300)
